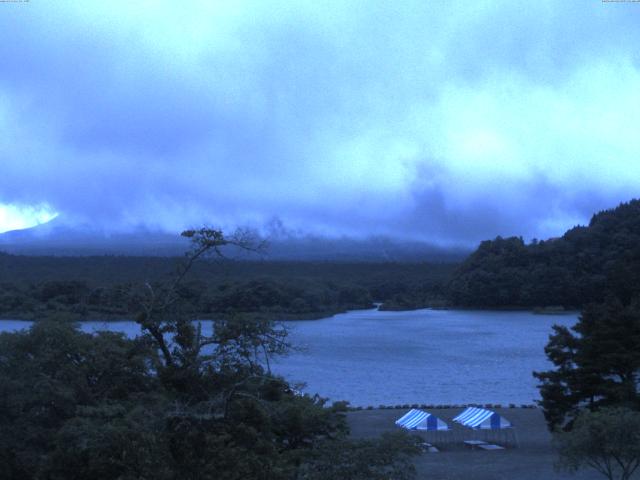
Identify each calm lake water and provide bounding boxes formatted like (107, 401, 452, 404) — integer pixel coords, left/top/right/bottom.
(0, 308, 577, 407)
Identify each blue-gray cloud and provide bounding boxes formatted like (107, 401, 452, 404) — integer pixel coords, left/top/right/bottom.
(1, 1, 639, 244)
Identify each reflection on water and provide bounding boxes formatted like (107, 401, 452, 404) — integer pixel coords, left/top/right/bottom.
(0, 308, 577, 406)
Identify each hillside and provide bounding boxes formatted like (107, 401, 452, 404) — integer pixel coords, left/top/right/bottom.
(448, 199, 640, 308)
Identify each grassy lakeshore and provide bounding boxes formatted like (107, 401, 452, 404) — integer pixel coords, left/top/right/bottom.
(347, 407, 608, 480)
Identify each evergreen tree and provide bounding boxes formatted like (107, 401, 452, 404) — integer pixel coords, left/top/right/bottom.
(534, 297, 640, 430)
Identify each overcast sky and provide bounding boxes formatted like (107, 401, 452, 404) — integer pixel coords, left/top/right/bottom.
(1, 1, 639, 244)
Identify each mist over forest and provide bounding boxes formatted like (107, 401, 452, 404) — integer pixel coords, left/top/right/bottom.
(0, 218, 469, 261)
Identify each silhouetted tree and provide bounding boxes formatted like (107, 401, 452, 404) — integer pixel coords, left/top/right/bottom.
(555, 407, 640, 480)
(534, 297, 640, 430)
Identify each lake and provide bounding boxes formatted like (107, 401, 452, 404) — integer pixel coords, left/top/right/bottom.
(0, 308, 577, 407)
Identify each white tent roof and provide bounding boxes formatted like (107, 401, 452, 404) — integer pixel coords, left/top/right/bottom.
(395, 409, 449, 431)
(453, 407, 512, 430)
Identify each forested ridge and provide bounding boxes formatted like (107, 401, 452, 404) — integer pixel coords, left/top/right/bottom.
(0, 256, 454, 320)
(448, 199, 640, 308)
(3, 199, 640, 318)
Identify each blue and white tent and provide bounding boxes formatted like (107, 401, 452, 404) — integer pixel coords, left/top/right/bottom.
(453, 407, 512, 430)
(395, 409, 449, 431)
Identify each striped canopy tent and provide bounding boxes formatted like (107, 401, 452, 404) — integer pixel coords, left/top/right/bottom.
(453, 407, 512, 430)
(395, 409, 449, 431)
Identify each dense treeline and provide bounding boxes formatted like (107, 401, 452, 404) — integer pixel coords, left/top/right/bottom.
(5, 199, 640, 316)
(0, 256, 455, 320)
(0, 321, 419, 479)
(0, 228, 420, 479)
(449, 199, 640, 308)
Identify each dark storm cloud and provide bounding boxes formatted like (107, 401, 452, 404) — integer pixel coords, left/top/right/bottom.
(1, 1, 639, 241)
(404, 171, 622, 246)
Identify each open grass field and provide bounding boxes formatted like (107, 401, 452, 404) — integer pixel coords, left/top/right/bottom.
(347, 407, 614, 480)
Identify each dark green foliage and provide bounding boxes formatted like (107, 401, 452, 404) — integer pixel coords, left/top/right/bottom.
(377, 281, 448, 311)
(449, 199, 640, 308)
(204, 279, 372, 316)
(0, 256, 455, 320)
(534, 297, 640, 431)
(0, 321, 160, 479)
(0, 313, 416, 480)
(554, 407, 640, 480)
(295, 431, 420, 480)
(0, 230, 419, 479)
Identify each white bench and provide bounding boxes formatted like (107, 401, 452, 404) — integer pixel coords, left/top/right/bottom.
(477, 444, 505, 451)
(463, 440, 487, 450)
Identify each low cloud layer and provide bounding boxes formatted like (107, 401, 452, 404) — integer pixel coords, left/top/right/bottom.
(1, 1, 639, 245)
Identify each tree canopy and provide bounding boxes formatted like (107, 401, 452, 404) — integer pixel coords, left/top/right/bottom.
(449, 199, 640, 308)
(0, 254, 454, 321)
(0, 229, 420, 479)
(555, 407, 640, 480)
(534, 296, 640, 431)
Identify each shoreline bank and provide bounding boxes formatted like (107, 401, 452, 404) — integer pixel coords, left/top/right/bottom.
(0, 304, 581, 323)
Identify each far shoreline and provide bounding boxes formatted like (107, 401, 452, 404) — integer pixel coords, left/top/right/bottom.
(0, 304, 580, 323)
